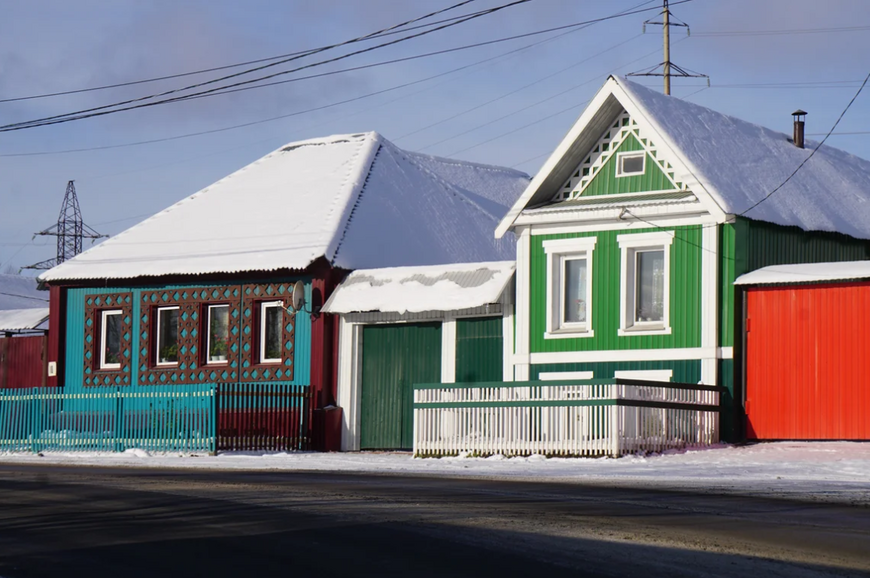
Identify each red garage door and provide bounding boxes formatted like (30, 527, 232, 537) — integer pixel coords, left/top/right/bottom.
(745, 282, 870, 439)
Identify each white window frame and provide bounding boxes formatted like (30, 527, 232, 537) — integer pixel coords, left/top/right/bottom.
(543, 237, 597, 339)
(617, 231, 673, 336)
(99, 310, 122, 370)
(259, 301, 283, 364)
(615, 151, 646, 178)
(155, 305, 180, 367)
(206, 304, 230, 365)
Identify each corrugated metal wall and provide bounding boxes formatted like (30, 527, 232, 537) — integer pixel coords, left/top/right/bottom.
(0, 335, 46, 389)
(455, 317, 502, 382)
(529, 226, 702, 353)
(745, 283, 870, 440)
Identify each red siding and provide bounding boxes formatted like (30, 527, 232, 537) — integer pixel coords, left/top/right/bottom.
(47, 285, 64, 387)
(0, 335, 47, 389)
(745, 282, 870, 440)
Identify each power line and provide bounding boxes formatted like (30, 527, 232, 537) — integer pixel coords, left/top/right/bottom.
(0, 2, 679, 156)
(0, 0, 529, 132)
(0, 291, 49, 303)
(0, 1, 690, 133)
(692, 24, 870, 37)
(739, 70, 870, 217)
(0, 3, 491, 105)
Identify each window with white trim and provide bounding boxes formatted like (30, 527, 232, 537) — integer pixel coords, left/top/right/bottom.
(616, 151, 645, 177)
(206, 304, 229, 364)
(155, 306, 180, 366)
(259, 301, 283, 364)
(617, 232, 673, 335)
(99, 310, 122, 370)
(543, 237, 597, 338)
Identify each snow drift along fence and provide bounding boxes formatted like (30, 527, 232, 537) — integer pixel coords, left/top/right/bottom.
(413, 379, 722, 458)
(0, 385, 216, 453)
(216, 383, 312, 452)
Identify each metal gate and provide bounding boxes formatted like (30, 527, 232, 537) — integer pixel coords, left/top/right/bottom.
(745, 283, 870, 440)
(360, 322, 441, 450)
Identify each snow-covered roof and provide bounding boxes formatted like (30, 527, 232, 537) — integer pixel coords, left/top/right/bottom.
(322, 261, 514, 314)
(0, 274, 48, 310)
(0, 308, 49, 332)
(735, 261, 870, 286)
(41, 133, 530, 283)
(497, 76, 870, 240)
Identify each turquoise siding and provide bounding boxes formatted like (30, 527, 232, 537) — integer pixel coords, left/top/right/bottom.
(64, 282, 312, 403)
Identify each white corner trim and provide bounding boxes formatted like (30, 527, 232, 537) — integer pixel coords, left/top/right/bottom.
(502, 306, 514, 382)
(701, 224, 720, 386)
(514, 227, 532, 381)
(441, 317, 456, 384)
(336, 318, 361, 452)
(539, 371, 594, 381)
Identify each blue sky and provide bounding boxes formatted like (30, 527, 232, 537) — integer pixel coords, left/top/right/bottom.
(1, 0, 869, 272)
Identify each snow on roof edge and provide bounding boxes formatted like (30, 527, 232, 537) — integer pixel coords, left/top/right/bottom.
(735, 261, 870, 286)
(323, 260, 515, 315)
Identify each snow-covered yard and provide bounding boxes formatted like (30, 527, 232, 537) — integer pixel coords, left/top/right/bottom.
(1, 441, 868, 505)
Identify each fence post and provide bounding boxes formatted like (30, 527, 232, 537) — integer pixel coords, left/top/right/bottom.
(210, 385, 217, 455)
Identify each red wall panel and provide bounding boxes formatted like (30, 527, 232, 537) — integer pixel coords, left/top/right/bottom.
(746, 282, 870, 439)
(0, 335, 47, 389)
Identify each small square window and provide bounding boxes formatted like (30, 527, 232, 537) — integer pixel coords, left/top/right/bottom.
(616, 151, 645, 177)
(543, 237, 597, 338)
(156, 306, 179, 366)
(99, 310, 122, 370)
(206, 304, 229, 364)
(260, 301, 283, 364)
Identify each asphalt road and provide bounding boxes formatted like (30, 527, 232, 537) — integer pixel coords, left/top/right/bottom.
(0, 464, 867, 578)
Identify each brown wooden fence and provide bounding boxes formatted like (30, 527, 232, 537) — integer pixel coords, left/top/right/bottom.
(215, 383, 313, 452)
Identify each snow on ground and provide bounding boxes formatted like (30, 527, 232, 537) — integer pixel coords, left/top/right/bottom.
(1, 442, 868, 505)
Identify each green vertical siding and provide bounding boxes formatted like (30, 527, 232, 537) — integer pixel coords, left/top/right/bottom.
(359, 323, 441, 450)
(455, 317, 503, 382)
(580, 134, 674, 197)
(530, 360, 701, 383)
(736, 217, 870, 274)
(529, 226, 702, 353)
(718, 359, 737, 442)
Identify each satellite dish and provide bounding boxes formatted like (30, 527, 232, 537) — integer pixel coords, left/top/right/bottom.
(291, 280, 305, 311)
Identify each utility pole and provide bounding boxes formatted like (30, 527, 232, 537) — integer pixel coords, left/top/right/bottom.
(627, 0, 708, 94)
(663, 0, 671, 95)
(23, 181, 107, 270)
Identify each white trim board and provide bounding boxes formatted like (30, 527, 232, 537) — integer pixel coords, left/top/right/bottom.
(526, 347, 732, 365)
(539, 371, 594, 381)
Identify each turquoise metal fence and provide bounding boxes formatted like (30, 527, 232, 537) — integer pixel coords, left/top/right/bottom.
(0, 386, 216, 454)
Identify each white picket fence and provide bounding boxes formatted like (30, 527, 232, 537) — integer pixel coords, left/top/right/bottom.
(413, 379, 720, 458)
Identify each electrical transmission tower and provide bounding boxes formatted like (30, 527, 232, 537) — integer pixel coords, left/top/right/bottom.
(627, 0, 708, 95)
(23, 180, 106, 270)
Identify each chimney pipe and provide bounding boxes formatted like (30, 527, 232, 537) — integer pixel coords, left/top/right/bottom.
(792, 109, 807, 149)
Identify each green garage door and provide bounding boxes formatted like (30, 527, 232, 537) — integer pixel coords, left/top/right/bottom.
(360, 322, 441, 450)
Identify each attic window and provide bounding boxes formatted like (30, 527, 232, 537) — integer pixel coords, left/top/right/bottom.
(616, 151, 645, 177)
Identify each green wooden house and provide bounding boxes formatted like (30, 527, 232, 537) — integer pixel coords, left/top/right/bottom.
(496, 76, 870, 441)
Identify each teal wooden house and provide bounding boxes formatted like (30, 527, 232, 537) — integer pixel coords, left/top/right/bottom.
(36, 132, 529, 450)
(496, 76, 870, 441)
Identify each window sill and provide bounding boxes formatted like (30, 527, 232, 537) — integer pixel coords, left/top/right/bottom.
(618, 326, 672, 337)
(544, 329, 595, 340)
(96, 366, 121, 372)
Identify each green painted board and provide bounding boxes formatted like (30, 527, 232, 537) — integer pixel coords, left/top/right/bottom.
(359, 322, 441, 450)
(579, 133, 675, 197)
(455, 317, 503, 383)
